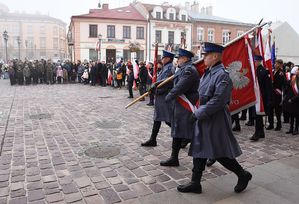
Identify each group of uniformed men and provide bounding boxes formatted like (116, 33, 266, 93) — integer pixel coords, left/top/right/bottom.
(141, 42, 252, 194)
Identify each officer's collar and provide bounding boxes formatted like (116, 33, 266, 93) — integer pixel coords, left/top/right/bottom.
(179, 60, 192, 68)
(210, 61, 223, 75)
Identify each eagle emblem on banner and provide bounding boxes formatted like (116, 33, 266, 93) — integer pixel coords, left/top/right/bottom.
(227, 61, 249, 89)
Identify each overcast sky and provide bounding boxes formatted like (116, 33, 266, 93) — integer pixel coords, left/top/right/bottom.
(1, 0, 298, 33)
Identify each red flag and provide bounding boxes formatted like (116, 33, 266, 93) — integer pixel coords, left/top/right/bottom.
(152, 43, 158, 83)
(264, 29, 273, 80)
(194, 37, 257, 114)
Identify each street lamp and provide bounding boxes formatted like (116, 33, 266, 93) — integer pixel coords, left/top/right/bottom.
(98, 34, 102, 61)
(17, 36, 21, 60)
(3, 30, 8, 62)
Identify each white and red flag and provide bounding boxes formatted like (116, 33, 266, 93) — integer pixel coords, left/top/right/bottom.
(264, 29, 273, 80)
(194, 37, 258, 114)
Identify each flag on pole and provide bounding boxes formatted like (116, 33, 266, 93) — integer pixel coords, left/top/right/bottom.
(254, 28, 265, 66)
(271, 38, 276, 69)
(264, 29, 273, 80)
(194, 37, 257, 114)
(152, 43, 158, 83)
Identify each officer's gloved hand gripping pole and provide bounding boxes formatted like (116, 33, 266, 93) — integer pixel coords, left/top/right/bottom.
(125, 71, 180, 109)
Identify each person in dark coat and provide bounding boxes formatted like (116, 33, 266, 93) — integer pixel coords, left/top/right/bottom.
(141, 51, 174, 147)
(177, 42, 252, 194)
(250, 55, 273, 141)
(138, 61, 148, 100)
(160, 48, 199, 167)
(283, 66, 299, 135)
(127, 62, 134, 98)
(267, 59, 286, 130)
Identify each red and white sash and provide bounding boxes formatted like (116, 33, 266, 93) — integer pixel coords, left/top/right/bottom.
(286, 72, 291, 81)
(292, 82, 299, 96)
(274, 88, 282, 95)
(176, 95, 200, 113)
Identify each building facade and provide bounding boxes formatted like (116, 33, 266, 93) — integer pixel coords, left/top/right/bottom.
(132, 2, 192, 61)
(69, 4, 147, 63)
(0, 3, 67, 61)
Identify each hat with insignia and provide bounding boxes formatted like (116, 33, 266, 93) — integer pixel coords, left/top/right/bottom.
(254, 55, 263, 61)
(162, 50, 175, 59)
(201, 42, 224, 54)
(291, 66, 298, 74)
(176, 48, 194, 59)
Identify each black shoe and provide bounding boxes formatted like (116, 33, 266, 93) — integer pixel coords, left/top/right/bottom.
(141, 139, 157, 147)
(206, 159, 216, 167)
(274, 126, 281, 131)
(232, 125, 241, 131)
(177, 182, 202, 194)
(250, 134, 259, 141)
(160, 157, 179, 167)
(240, 115, 247, 121)
(146, 103, 154, 106)
(293, 130, 298, 135)
(266, 125, 274, 130)
(128, 96, 133, 98)
(234, 171, 252, 193)
(245, 121, 254, 126)
(259, 133, 265, 138)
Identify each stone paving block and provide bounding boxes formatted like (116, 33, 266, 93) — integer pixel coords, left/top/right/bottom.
(0, 175, 9, 182)
(107, 177, 122, 185)
(8, 197, 27, 204)
(27, 175, 41, 182)
(42, 175, 57, 183)
(0, 187, 9, 197)
(11, 182, 24, 191)
(119, 190, 138, 201)
(0, 182, 8, 188)
(130, 183, 152, 197)
(10, 188, 26, 198)
(58, 176, 73, 185)
(102, 171, 117, 178)
(163, 169, 185, 180)
(131, 168, 148, 178)
(84, 195, 104, 204)
(27, 181, 43, 190)
(162, 180, 178, 189)
(61, 183, 79, 194)
(64, 192, 83, 203)
(74, 177, 92, 188)
(44, 188, 60, 195)
(156, 175, 170, 182)
(0, 197, 7, 204)
(141, 176, 156, 185)
(99, 188, 121, 204)
(90, 176, 105, 183)
(28, 200, 46, 204)
(80, 186, 98, 197)
(45, 192, 64, 203)
(113, 184, 129, 192)
(28, 189, 45, 202)
(94, 181, 110, 190)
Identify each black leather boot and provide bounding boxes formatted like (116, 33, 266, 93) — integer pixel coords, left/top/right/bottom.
(232, 125, 241, 131)
(234, 170, 252, 193)
(160, 139, 180, 166)
(141, 121, 160, 147)
(177, 173, 202, 193)
(206, 158, 216, 167)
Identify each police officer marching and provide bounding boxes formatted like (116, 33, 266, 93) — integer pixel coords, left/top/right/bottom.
(177, 42, 252, 194)
(141, 50, 174, 147)
(160, 48, 200, 167)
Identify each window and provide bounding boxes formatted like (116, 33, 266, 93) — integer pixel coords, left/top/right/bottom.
(208, 29, 214, 42)
(53, 26, 58, 36)
(123, 50, 131, 62)
(169, 13, 174, 20)
(89, 49, 98, 61)
(222, 30, 230, 45)
(40, 26, 46, 35)
(27, 25, 33, 35)
(89, 24, 98, 38)
(182, 15, 186, 21)
(168, 31, 174, 44)
(12, 25, 20, 35)
(53, 38, 58, 49)
(107, 25, 115, 38)
(155, 30, 162, 43)
(40, 37, 46, 49)
(197, 28, 204, 42)
(156, 12, 161, 19)
(27, 37, 34, 48)
(123, 26, 131, 39)
(136, 27, 144, 39)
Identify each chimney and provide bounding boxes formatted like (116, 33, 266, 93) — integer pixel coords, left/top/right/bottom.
(191, 2, 199, 12)
(185, 2, 191, 10)
(200, 7, 205, 14)
(206, 6, 213, 15)
(102, 4, 109, 10)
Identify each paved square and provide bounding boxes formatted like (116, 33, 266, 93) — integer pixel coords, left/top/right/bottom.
(0, 80, 298, 203)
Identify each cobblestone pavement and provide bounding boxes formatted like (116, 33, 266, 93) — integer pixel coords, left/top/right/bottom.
(0, 79, 298, 204)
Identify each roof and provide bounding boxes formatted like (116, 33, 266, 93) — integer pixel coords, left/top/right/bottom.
(188, 10, 252, 26)
(0, 12, 66, 25)
(72, 5, 146, 22)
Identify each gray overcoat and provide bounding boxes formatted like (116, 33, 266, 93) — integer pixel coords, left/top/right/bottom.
(165, 61, 199, 139)
(189, 63, 242, 159)
(153, 62, 173, 123)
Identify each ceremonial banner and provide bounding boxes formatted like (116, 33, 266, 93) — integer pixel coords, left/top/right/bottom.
(152, 43, 158, 83)
(194, 37, 257, 114)
(264, 29, 273, 80)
